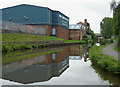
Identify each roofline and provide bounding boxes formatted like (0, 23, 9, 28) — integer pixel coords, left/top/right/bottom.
(1, 4, 69, 19)
(69, 24, 85, 26)
(1, 4, 49, 10)
(53, 11, 69, 19)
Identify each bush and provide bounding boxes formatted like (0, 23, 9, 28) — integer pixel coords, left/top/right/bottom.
(12, 44, 22, 50)
(97, 59, 108, 69)
(21, 44, 33, 49)
(2, 45, 14, 52)
(110, 39, 114, 43)
(83, 35, 89, 42)
(100, 38, 106, 45)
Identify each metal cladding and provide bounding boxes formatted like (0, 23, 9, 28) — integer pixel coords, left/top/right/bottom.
(2, 4, 69, 29)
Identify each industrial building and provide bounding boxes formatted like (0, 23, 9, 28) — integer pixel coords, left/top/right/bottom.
(1, 4, 69, 40)
(69, 19, 90, 40)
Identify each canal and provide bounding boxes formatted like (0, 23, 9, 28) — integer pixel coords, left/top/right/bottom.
(1, 44, 120, 86)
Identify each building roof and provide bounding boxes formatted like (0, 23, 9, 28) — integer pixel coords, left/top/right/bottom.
(1, 4, 69, 19)
(69, 24, 82, 29)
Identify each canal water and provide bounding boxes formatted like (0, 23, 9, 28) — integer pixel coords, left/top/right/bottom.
(1, 44, 120, 86)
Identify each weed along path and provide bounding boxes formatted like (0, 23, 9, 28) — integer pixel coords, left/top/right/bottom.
(102, 43, 120, 60)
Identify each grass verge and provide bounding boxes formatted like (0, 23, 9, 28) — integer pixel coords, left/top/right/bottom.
(2, 33, 88, 52)
(89, 45, 120, 75)
(2, 33, 63, 42)
(114, 44, 120, 53)
(64, 40, 86, 43)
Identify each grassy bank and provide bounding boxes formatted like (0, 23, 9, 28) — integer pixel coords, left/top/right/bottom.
(114, 46, 120, 52)
(64, 40, 86, 43)
(2, 33, 87, 52)
(89, 45, 120, 74)
(114, 43, 120, 53)
(2, 33, 63, 42)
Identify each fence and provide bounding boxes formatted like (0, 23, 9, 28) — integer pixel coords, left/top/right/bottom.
(1, 21, 47, 35)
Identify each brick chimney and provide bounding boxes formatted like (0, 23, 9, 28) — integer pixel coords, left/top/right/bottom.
(84, 19, 87, 24)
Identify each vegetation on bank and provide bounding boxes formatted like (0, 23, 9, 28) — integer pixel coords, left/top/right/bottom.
(89, 30, 97, 42)
(2, 33, 63, 42)
(114, 44, 120, 52)
(89, 45, 120, 74)
(2, 33, 88, 52)
(64, 40, 86, 43)
(100, 38, 114, 45)
(2, 43, 45, 52)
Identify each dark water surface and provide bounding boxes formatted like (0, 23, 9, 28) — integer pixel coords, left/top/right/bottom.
(1, 44, 120, 85)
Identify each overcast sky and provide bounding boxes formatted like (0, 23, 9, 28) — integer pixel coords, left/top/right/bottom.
(0, 0, 119, 33)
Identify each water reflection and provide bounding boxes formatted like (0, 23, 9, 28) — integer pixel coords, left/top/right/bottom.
(2, 44, 119, 85)
(2, 45, 89, 84)
(2, 47, 69, 84)
(69, 45, 88, 62)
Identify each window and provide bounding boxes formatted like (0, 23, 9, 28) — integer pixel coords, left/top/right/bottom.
(52, 28, 56, 35)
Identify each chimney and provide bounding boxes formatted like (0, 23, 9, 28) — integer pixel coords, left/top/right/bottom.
(84, 19, 87, 24)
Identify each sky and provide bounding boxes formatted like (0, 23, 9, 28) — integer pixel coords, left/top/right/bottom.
(0, 0, 119, 33)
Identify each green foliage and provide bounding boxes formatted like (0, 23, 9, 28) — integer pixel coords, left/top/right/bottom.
(2, 44, 40, 52)
(100, 38, 106, 45)
(21, 44, 33, 49)
(89, 45, 120, 74)
(110, 39, 114, 43)
(2, 44, 14, 52)
(32, 44, 40, 48)
(112, 3, 120, 36)
(89, 30, 97, 42)
(100, 38, 114, 45)
(114, 43, 120, 52)
(83, 35, 88, 42)
(100, 17, 113, 39)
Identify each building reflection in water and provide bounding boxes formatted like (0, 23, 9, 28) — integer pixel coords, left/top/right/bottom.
(68, 45, 89, 62)
(2, 47, 69, 84)
(2, 44, 90, 84)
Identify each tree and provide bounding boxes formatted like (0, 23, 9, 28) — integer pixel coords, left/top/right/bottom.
(100, 17, 113, 39)
(110, 0, 120, 47)
(110, 0, 116, 13)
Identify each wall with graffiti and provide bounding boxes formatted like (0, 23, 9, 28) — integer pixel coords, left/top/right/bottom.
(2, 21, 46, 35)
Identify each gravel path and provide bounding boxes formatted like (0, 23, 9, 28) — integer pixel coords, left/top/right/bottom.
(102, 43, 120, 60)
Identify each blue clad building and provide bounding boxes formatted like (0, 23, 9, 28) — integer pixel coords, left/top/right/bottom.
(1, 4, 69, 40)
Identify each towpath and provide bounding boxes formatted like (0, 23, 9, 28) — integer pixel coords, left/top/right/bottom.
(102, 43, 120, 60)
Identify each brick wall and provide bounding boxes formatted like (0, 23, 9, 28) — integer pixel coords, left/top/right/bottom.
(53, 26, 69, 40)
(69, 29, 83, 40)
(31, 25, 69, 40)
